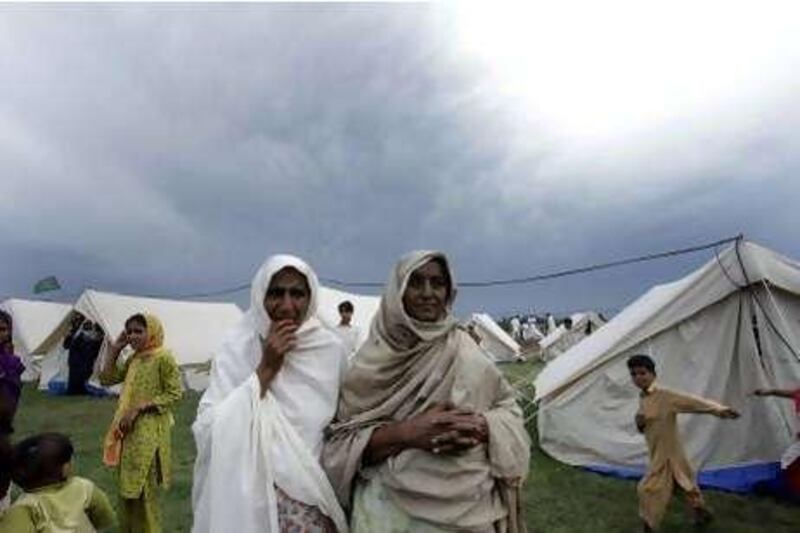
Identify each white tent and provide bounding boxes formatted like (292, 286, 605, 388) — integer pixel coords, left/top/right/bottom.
(469, 313, 524, 363)
(538, 311, 606, 361)
(33, 290, 243, 392)
(535, 240, 800, 492)
(316, 285, 381, 350)
(0, 299, 72, 382)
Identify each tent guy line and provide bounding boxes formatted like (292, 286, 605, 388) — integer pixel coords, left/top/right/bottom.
(719, 240, 800, 362)
(11, 234, 743, 302)
(319, 235, 742, 288)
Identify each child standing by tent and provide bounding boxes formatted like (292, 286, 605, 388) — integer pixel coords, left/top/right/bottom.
(100, 313, 182, 533)
(0, 432, 117, 531)
(627, 354, 740, 532)
(754, 386, 800, 500)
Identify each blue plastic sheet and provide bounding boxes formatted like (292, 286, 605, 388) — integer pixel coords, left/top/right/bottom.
(584, 462, 781, 494)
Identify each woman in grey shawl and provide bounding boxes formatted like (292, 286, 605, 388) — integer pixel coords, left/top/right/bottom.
(322, 251, 530, 532)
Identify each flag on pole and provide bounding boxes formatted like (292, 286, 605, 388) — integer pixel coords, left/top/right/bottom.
(33, 276, 61, 294)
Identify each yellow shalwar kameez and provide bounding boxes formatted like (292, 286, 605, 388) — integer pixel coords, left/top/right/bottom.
(99, 314, 183, 533)
(636, 383, 730, 529)
(0, 476, 116, 532)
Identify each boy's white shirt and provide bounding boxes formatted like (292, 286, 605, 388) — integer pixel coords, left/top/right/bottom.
(335, 324, 361, 355)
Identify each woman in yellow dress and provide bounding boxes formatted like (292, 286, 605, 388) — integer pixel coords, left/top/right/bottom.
(100, 313, 183, 533)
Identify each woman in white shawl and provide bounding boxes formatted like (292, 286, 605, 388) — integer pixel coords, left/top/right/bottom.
(323, 251, 531, 533)
(192, 255, 349, 533)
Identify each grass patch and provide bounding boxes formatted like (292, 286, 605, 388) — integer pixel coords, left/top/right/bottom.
(11, 380, 799, 532)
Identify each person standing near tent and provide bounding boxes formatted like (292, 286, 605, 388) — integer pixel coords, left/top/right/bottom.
(754, 386, 800, 500)
(627, 355, 740, 532)
(322, 251, 530, 533)
(0, 310, 24, 423)
(546, 313, 557, 335)
(0, 309, 25, 511)
(64, 316, 104, 395)
(191, 255, 349, 533)
(99, 313, 182, 533)
(509, 316, 521, 342)
(335, 300, 360, 357)
(521, 318, 540, 345)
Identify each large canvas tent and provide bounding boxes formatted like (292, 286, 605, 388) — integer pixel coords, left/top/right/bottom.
(539, 311, 606, 361)
(316, 285, 381, 350)
(535, 240, 800, 492)
(33, 290, 242, 391)
(0, 299, 72, 381)
(469, 313, 523, 362)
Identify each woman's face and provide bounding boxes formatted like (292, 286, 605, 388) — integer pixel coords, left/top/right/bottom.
(0, 321, 10, 346)
(125, 321, 148, 352)
(263, 267, 311, 325)
(402, 260, 450, 322)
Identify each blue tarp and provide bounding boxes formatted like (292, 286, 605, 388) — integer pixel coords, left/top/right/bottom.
(585, 462, 781, 494)
(47, 380, 110, 398)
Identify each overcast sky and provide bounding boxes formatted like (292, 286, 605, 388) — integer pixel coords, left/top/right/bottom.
(2, 2, 799, 318)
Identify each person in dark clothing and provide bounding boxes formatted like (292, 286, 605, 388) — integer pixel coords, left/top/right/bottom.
(63, 316, 104, 395)
(1, 309, 24, 508)
(0, 415, 13, 510)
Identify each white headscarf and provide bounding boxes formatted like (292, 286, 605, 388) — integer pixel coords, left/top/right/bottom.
(192, 255, 348, 533)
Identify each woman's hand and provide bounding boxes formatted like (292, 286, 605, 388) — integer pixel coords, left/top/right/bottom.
(401, 403, 487, 455)
(364, 403, 489, 465)
(256, 320, 298, 396)
(101, 331, 128, 381)
(118, 407, 140, 435)
(110, 331, 129, 354)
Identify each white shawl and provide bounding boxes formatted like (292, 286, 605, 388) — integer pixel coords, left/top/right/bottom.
(192, 255, 349, 533)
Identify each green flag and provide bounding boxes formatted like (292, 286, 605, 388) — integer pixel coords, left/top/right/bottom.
(33, 276, 61, 294)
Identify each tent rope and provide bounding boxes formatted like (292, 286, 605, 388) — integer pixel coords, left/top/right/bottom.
(322, 235, 742, 289)
(6, 235, 742, 302)
(715, 244, 745, 290)
(760, 279, 800, 362)
(730, 239, 800, 362)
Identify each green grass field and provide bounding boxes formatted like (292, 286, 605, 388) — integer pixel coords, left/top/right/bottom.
(11, 365, 799, 531)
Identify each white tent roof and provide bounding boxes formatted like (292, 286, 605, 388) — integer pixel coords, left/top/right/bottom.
(470, 313, 521, 361)
(538, 311, 605, 351)
(316, 285, 381, 348)
(0, 299, 73, 381)
(34, 290, 242, 368)
(0, 299, 72, 356)
(535, 241, 800, 401)
(539, 326, 566, 350)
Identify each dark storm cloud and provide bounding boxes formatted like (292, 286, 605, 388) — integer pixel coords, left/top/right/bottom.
(1, 4, 799, 318)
